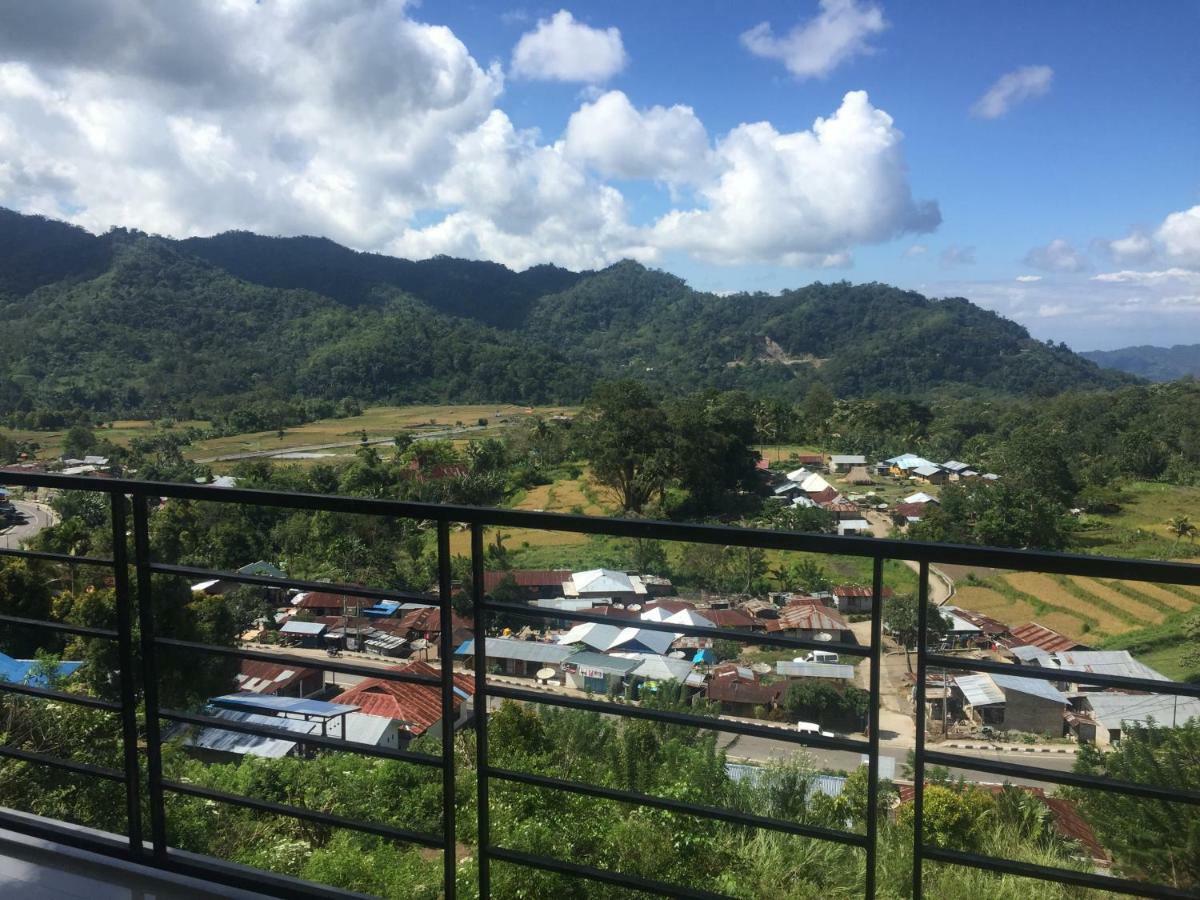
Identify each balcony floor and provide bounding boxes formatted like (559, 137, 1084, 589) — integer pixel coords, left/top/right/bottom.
(0, 828, 266, 900)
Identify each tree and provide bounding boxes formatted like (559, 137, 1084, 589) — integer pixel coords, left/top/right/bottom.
(1072, 721, 1200, 890)
(580, 381, 671, 513)
(884, 594, 951, 672)
(628, 538, 668, 575)
(61, 424, 97, 460)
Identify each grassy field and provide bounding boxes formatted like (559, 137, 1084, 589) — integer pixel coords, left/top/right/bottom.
(1074, 481, 1200, 558)
(3, 420, 209, 459)
(189, 403, 576, 460)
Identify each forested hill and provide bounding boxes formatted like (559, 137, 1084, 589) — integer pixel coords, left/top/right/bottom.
(1082, 344, 1200, 382)
(0, 208, 1134, 423)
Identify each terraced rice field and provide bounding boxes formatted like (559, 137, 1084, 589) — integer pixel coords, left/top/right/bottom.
(1068, 576, 1165, 624)
(1107, 579, 1197, 613)
(514, 470, 607, 517)
(1002, 573, 1125, 634)
(953, 585, 1038, 626)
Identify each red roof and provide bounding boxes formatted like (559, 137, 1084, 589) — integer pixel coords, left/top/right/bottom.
(294, 591, 357, 611)
(702, 608, 756, 630)
(333, 661, 474, 736)
(1008, 622, 1086, 653)
(481, 569, 571, 592)
(766, 602, 849, 633)
(834, 585, 895, 599)
(705, 676, 786, 706)
(641, 599, 696, 615)
(892, 503, 928, 518)
(755, 457, 771, 470)
(795, 454, 824, 465)
(949, 608, 1010, 636)
(235, 659, 318, 695)
(809, 487, 841, 504)
(398, 607, 472, 635)
(584, 605, 639, 620)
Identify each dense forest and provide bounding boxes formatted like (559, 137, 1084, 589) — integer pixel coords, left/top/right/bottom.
(1081, 344, 1200, 382)
(0, 208, 1132, 428)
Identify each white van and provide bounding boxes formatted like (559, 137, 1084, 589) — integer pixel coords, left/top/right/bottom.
(796, 721, 835, 737)
(804, 650, 839, 664)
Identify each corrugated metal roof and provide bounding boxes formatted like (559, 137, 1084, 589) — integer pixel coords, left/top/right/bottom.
(211, 693, 359, 717)
(456, 637, 573, 664)
(1012, 645, 1053, 665)
(280, 620, 327, 635)
(563, 651, 640, 676)
(1086, 692, 1200, 728)
(775, 661, 855, 680)
(1054, 650, 1169, 682)
(725, 764, 846, 798)
(326, 712, 395, 746)
(990, 673, 1068, 704)
(0, 653, 82, 686)
(571, 568, 638, 595)
(830, 455, 866, 465)
(182, 709, 315, 758)
(955, 674, 1005, 706)
(1010, 622, 1085, 653)
(608, 652, 695, 682)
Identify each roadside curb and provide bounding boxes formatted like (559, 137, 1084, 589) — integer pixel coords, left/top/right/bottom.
(943, 742, 1075, 754)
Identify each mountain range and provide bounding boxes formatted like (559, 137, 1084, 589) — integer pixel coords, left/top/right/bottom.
(1080, 345, 1200, 382)
(0, 207, 1135, 421)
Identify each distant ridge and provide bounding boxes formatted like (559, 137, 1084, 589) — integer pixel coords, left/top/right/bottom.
(1081, 345, 1200, 382)
(0, 207, 1135, 419)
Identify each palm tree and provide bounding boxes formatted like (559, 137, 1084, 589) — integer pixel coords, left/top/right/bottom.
(1167, 515, 1197, 543)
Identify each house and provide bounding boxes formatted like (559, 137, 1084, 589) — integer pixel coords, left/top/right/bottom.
(1077, 692, 1200, 746)
(562, 568, 648, 602)
(903, 492, 939, 505)
(0, 652, 83, 686)
(325, 712, 405, 748)
(610, 652, 699, 687)
(454, 637, 573, 678)
(178, 708, 317, 761)
(843, 466, 874, 485)
(828, 454, 867, 473)
(831, 585, 894, 614)
(954, 673, 1068, 736)
(699, 608, 756, 631)
(937, 607, 984, 648)
(1052, 650, 1170, 692)
(332, 660, 475, 743)
(766, 602, 853, 642)
(775, 660, 856, 682)
(822, 501, 862, 521)
(397, 607, 473, 646)
(561, 651, 640, 692)
(891, 503, 928, 525)
(944, 607, 1011, 647)
(556, 621, 678, 656)
(1006, 622, 1088, 654)
(809, 487, 841, 506)
(836, 518, 872, 536)
(291, 591, 362, 617)
(793, 454, 825, 468)
(278, 619, 328, 647)
(190, 560, 287, 595)
(886, 454, 937, 477)
(481, 569, 572, 601)
(910, 464, 948, 485)
(703, 669, 787, 717)
(234, 659, 323, 698)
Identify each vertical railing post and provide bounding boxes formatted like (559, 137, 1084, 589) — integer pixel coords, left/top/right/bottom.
(109, 490, 143, 858)
(912, 560, 930, 899)
(131, 492, 167, 859)
(436, 519, 458, 899)
(865, 556, 884, 899)
(471, 522, 490, 898)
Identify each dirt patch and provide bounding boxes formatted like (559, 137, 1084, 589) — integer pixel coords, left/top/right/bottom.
(952, 585, 1036, 625)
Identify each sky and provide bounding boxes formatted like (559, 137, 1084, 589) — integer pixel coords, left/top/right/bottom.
(0, 1, 1197, 350)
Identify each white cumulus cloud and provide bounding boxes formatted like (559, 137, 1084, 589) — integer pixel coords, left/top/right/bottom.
(651, 91, 939, 265)
(741, 0, 887, 80)
(1156, 205, 1200, 268)
(1023, 238, 1087, 273)
(1099, 229, 1156, 265)
(971, 65, 1053, 119)
(511, 10, 626, 83)
(563, 90, 712, 185)
(1015, 275, 1042, 282)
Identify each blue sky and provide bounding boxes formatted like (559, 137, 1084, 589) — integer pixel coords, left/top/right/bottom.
(1, 1, 1197, 349)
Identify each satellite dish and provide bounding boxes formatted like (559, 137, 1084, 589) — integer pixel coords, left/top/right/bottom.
(815, 632, 834, 642)
(628, 604, 642, 611)
(751, 662, 771, 676)
(668, 651, 686, 659)
(535, 667, 556, 682)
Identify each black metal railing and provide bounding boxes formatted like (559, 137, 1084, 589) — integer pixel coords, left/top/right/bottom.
(0, 471, 1197, 899)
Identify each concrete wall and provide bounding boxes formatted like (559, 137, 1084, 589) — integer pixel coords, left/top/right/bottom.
(1002, 691, 1064, 736)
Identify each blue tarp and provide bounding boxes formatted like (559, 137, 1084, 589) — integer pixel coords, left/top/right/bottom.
(0, 653, 83, 686)
(693, 648, 716, 665)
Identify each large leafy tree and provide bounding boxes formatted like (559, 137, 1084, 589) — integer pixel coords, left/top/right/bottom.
(579, 381, 672, 513)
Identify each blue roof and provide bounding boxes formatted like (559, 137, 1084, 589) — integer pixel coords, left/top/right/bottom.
(0, 653, 82, 686)
(209, 692, 359, 718)
(362, 599, 403, 617)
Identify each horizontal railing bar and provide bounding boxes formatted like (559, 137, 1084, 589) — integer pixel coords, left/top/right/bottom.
(154, 637, 443, 687)
(0, 612, 118, 640)
(164, 846, 381, 900)
(481, 600, 873, 657)
(0, 743, 125, 781)
(487, 765, 868, 847)
(486, 684, 870, 753)
(922, 751, 1200, 805)
(6, 472, 1200, 585)
(149, 562, 437, 606)
(158, 708, 443, 768)
(489, 845, 730, 899)
(921, 845, 1194, 899)
(161, 780, 443, 849)
(0, 680, 122, 711)
(924, 653, 1200, 698)
(0, 807, 135, 860)
(0, 546, 114, 568)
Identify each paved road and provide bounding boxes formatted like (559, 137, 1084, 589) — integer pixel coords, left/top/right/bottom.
(863, 510, 954, 605)
(195, 424, 489, 464)
(0, 500, 58, 550)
